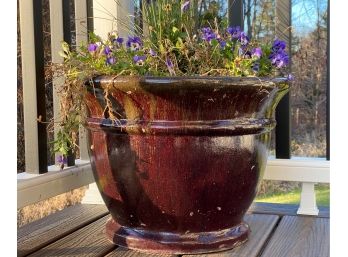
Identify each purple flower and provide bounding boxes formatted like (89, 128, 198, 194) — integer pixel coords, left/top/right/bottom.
(252, 62, 260, 72)
(218, 39, 226, 48)
(251, 47, 262, 59)
(227, 26, 241, 39)
(269, 39, 289, 68)
(106, 56, 116, 65)
(201, 27, 216, 42)
(270, 50, 289, 68)
(149, 48, 157, 57)
(166, 57, 173, 67)
(104, 46, 112, 55)
(181, 1, 190, 12)
(244, 50, 252, 58)
(88, 43, 98, 52)
(239, 32, 249, 46)
(116, 37, 124, 44)
(287, 74, 294, 81)
(113, 37, 124, 47)
(57, 155, 67, 164)
(272, 39, 286, 52)
(133, 55, 146, 66)
(165, 57, 175, 75)
(126, 36, 143, 51)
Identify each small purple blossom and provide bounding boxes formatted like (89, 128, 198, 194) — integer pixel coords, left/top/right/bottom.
(201, 27, 217, 42)
(113, 37, 124, 47)
(252, 62, 260, 72)
(219, 40, 226, 48)
(104, 46, 112, 55)
(126, 36, 143, 51)
(57, 155, 67, 164)
(106, 56, 116, 65)
(270, 50, 289, 68)
(88, 43, 98, 52)
(251, 47, 262, 59)
(116, 37, 124, 44)
(133, 55, 146, 66)
(272, 39, 286, 52)
(269, 39, 289, 69)
(239, 32, 249, 46)
(149, 48, 157, 57)
(227, 26, 241, 39)
(244, 50, 252, 58)
(181, 1, 190, 12)
(165, 57, 175, 75)
(287, 74, 294, 81)
(166, 57, 173, 67)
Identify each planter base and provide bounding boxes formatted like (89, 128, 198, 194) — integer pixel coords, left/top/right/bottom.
(106, 218, 249, 254)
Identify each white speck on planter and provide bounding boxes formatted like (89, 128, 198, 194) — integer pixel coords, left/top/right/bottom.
(190, 212, 194, 216)
(251, 165, 255, 171)
(219, 244, 226, 248)
(90, 144, 94, 150)
(126, 91, 132, 94)
(197, 209, 200, 213)
(161, 211, 165, 214)
(208, 98, 214, 102)
(185, 230, 190, 234)
(217, 207, 222, 211)
(141, 128, 146, 133)
(130, 214, 134, 218)
(140, 222, 146, 226)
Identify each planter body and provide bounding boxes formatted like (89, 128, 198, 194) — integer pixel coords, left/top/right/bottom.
(85, 76, 288, 254)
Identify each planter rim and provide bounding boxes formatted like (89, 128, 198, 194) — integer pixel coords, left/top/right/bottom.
(86, 75, 289, 89)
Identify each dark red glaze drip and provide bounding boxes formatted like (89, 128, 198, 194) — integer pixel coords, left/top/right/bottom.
(85, 76, 288, 254)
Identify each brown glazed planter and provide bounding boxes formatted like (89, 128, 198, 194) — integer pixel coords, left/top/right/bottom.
(85, 76, 288, 254)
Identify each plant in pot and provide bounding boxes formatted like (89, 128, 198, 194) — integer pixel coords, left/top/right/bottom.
(53, 0, 290, 254)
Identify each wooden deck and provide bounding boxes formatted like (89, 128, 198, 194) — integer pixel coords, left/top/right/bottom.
(18, 203, 329, 257)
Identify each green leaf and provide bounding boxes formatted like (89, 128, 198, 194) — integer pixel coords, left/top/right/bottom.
(210, 39, 219, 47)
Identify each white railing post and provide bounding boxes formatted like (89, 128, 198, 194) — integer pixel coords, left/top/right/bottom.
(19, 0, 40, 173)
(75, 0, 90, 161)
(91, 0, 134, 39)
(297, 182, 319, 215)
(49, 0, 64, 165)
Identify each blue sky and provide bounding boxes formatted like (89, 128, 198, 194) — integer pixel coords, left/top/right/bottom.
(292, 0, 328, 36)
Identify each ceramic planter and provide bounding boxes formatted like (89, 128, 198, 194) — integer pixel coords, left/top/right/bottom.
(85, 76, 288, 254)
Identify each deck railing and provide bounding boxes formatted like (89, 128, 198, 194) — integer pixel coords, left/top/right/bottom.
(17, 0, 330, 215)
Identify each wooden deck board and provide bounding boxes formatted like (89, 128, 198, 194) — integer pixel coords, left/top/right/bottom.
(28, 215, 115, 257)
(185, 214, 279, 257)
(260, 215, 329, 257)
(105, 247, 177, 257)
(18, 204, 109, 256)
(17, 203, 330, 257)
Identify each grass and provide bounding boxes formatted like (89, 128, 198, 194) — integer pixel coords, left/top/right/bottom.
(255, 184, 330, 206)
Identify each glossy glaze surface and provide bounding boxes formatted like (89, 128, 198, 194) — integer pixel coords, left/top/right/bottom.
(85, 76, 288, 254)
